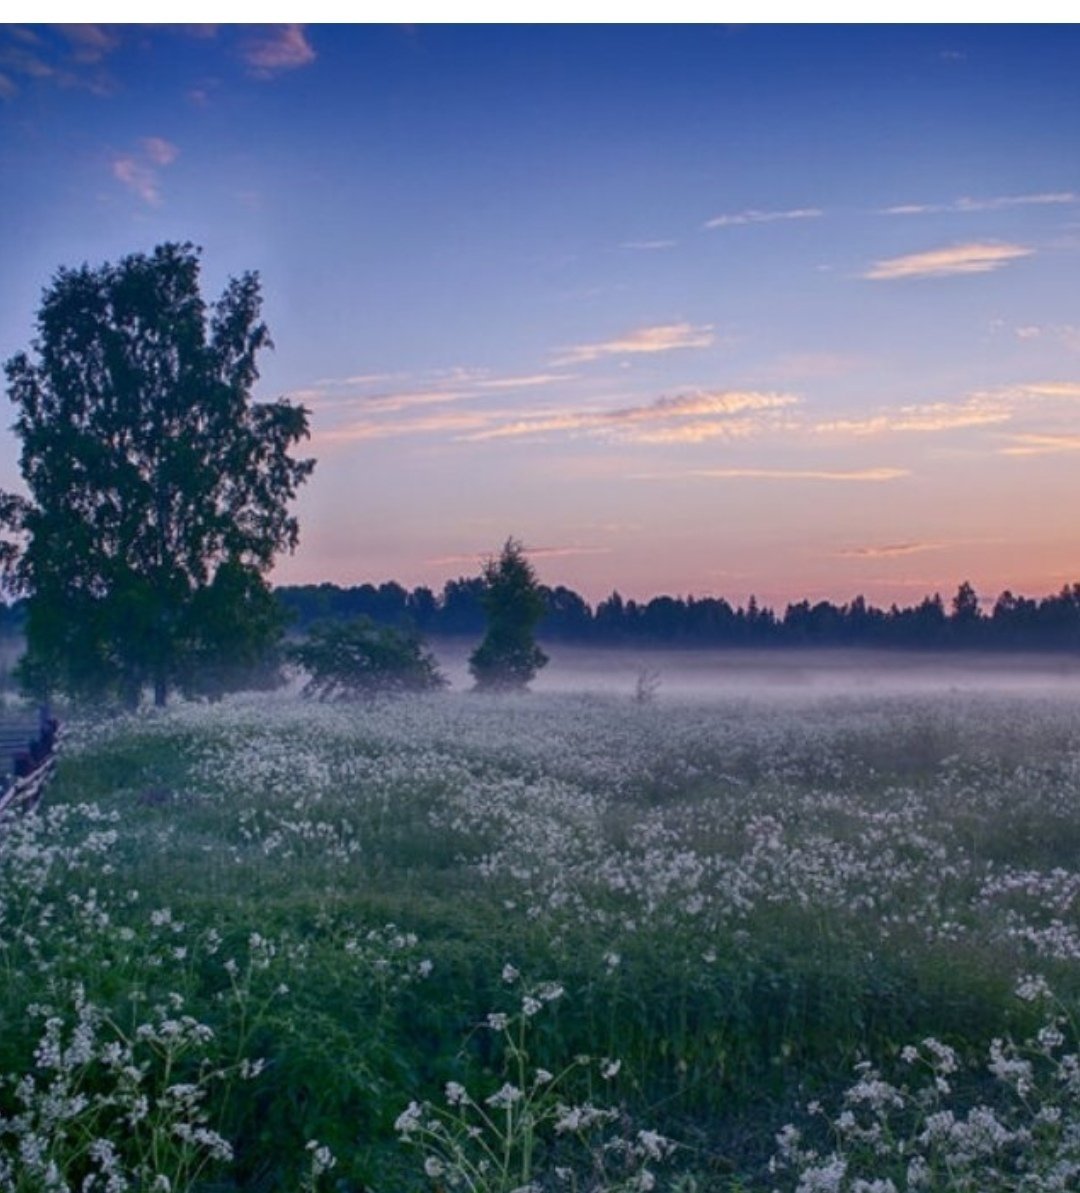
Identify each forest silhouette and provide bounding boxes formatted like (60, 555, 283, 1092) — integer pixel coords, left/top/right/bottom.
(275, 577, 1080, 651)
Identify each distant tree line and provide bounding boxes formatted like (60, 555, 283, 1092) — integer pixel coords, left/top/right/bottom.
(273, 578, 1080, 651)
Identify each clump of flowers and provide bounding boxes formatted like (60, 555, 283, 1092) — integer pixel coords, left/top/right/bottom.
(395, 973, 675, 1191)
(769, 978, 1080, 1192)
(0, 983, 245, 1192)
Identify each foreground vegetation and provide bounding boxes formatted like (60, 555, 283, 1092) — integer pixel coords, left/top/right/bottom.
(2, 686, 1079, 1190)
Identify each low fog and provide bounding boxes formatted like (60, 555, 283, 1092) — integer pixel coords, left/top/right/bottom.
(429, 641, 1080, 700)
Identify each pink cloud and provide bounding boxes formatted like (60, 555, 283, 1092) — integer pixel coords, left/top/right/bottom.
(110, 138, 179, 206)
(243, 25, 316, 78)
(552, 322, 714, 365)
(427, 545, 611, 566)
(465, 389, 797, 443)
(633, 467, 909, 483)
(999, 433, 1080, 456)
(834, 542, 947, 559)
(111, 156, 160, 205)
(57, 25, 120, 64)
(863, 242, 1032, 281)
(141, 136, 178, 166)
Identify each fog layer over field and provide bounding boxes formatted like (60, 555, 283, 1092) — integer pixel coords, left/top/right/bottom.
(431, 641, 1080, 698)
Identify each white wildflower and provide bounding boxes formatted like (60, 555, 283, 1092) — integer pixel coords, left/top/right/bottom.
(485, 1082, 523, 1109)
(395, 1101, 423, 1135)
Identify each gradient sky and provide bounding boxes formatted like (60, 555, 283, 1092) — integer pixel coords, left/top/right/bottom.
(2, 22, 1079, 607)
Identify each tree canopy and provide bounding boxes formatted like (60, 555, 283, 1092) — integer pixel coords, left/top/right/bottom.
(469, 538, 549, 691)
(1, 243, 315, 706)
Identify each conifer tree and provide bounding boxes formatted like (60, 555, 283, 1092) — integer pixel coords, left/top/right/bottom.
(469, 538, 548, 691)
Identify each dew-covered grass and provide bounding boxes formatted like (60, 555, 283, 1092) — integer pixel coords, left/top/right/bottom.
(2, 685, 1079, 1190)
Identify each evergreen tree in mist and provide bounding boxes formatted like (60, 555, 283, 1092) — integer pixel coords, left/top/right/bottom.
(469, 538, 549, 691)
(1, 243, 315, 707)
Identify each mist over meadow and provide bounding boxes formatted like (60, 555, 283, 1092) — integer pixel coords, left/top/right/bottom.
(428, 641, 1080, 699)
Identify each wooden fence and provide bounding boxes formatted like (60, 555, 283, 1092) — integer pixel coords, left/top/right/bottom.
(0, 708, 59, 817)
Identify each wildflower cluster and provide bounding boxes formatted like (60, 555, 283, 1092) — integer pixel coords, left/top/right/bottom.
(0, 983, 242, 1192)
(771, 980, 1080, 1192)
(395, 973, 674, 1192)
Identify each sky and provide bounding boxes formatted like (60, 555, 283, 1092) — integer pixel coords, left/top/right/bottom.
(1, 21, 1079, 608)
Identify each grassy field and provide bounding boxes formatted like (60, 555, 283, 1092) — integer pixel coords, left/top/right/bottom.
(2, 684, 1079, 1191)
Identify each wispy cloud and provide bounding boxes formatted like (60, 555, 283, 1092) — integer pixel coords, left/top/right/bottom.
(309, 371, 400, 389)
(110, 137, 180, 206)
(881, 192, 1076, 216)
(428, 544, 611, 566)
(141, 136, 179, 167)
(815, 394, 1011, 436)
(638, 467, 909, 482)
(525, 544, 613, 559)
(813, 380, 1080, 446)
(622, 418, 788, 445)
(704, 207, 823, 229)
(999, 433, 1080, 456)
(460, 410, 601, 442)
(343, 374, 573, 415)
(242, 25, 316, 77)
(311, 377, 798, 448)
(1016, 381, 1080, 399)
(835, 541, 946, 559)
(553, 322, 714, 365)
(755, 352, 861, 382)
(6, 26, 41, 46)
(111, 158, 158, 205)
(620, 240, 677, 250)
(863, 242, 1033, 280)
(473, 373, 575, 391)
(0, 45, 56, 96)
(298, 370, 574, 417)
(312, 411, 493, 445)
(357, 390, 470, 415)
(1011, 322, 1078, 348)
(464, 389, 798, 444)
(620, 390, 795, 423)
(57, 24, 120, 64)
(0, 25, 119, 95)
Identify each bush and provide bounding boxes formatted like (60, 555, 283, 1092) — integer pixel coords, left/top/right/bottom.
(291, 617, 446, 700)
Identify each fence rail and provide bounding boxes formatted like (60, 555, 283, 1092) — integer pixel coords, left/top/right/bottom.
(0, 708, 60, 817)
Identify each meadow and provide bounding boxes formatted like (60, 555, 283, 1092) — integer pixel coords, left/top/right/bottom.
(2, 672, 1079, 1191)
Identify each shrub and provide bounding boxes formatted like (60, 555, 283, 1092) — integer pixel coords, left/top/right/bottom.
(291, 617, 446, 700)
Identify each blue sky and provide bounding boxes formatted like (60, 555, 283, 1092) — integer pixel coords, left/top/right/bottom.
(2, 23, 1079, 604)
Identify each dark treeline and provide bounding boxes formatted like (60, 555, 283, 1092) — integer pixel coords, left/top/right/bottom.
(275, 578, 1080, 651)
